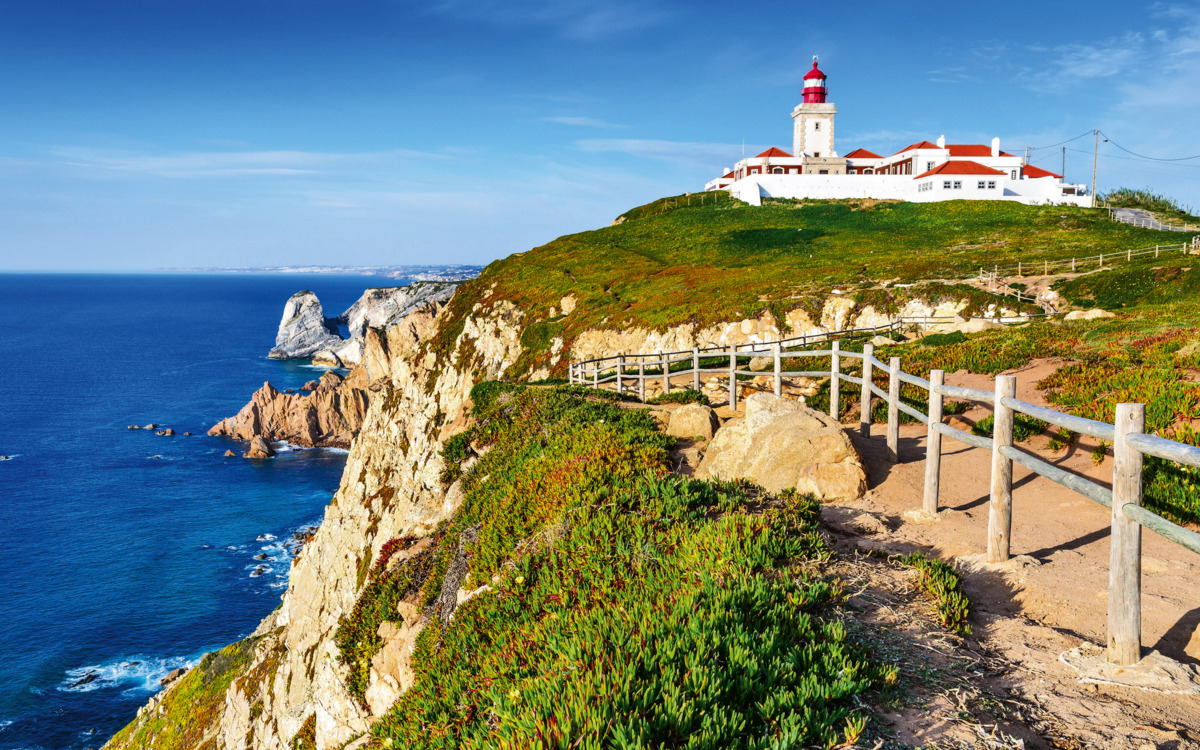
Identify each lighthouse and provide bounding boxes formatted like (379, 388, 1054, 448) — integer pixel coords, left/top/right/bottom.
(792, 57, 843, 173)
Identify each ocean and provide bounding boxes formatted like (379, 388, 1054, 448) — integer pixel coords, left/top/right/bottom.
(0, 273, 389, 749)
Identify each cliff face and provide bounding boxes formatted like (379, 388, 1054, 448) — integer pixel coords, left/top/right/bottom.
(268, 290, 344, 360)
(108, 280, 1010, 750)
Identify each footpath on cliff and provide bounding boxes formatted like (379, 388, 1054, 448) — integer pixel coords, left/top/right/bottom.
(638, 362, 1200, 750)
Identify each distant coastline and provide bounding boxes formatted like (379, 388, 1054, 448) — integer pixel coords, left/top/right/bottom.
(162, 264, 484, 282)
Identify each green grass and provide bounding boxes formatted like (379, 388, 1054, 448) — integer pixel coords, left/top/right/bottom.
(423, 196, 1181, 380)
(646, 389, 711, 406)
(1103, 187, 1200, 224)
(333, 384, 897, 748)
(1053, 259, 1200, 310)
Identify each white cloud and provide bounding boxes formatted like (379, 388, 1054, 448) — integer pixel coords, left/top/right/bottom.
(430, 0, 666, 40)
(575, 138, 745, 169)
(38, 147, 452, 180)
(543, 116, 627, 128)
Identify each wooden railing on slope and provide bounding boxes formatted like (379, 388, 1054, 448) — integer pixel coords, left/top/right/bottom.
(980, 239, 1198, 280)
(569, 341, 1200, 668)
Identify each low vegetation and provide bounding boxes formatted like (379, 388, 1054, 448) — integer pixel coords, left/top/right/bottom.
(420, 196, 1182, 380)
(333, 384, 898, 748)
(896, 553, 972, 635)
(1102, 187, 1200, 224)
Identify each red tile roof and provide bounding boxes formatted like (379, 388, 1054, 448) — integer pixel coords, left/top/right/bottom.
(1023, 164, 1062, 179)
(721, 172, 736, 179)
(754, 147, 792, 158)
(946, 144, 1016, 157)
(914, 160, 1007, 179)
(844, 148, 883, 159)
(894, 140, 942, 154)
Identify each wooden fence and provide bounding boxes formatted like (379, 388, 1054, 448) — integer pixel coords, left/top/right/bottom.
(570, 338, 1200, 668)
(1108, 207, 1200, 233)
(980, 239, 1197, 280)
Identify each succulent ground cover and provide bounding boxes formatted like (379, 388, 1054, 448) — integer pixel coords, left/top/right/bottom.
(337, 384, 897, 748)
(895, 553, 972, 635)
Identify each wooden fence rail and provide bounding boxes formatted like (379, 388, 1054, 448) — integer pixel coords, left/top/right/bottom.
(570, 340, 1200, 668)
(981, 239, 1197, 280)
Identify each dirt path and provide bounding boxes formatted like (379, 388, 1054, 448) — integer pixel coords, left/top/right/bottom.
(831, 384, 1200, 748)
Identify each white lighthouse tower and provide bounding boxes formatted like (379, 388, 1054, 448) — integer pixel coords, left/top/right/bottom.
(792, 58, 845, 174)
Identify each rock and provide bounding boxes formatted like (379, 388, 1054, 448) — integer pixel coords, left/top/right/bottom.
(0, 455, 11, 461)
(209, 369, 369, 450)
(667, 404, 719, 440)
(283, 388, 296, 394)
(267, 291, 344, 360)
(71, 671, 99, 688)
(870, 335, 898, 346)
(127, 425, 140, 430)
(748, 356, 772, 372)
(160, 428, 175, 436)
(143, 424, 157, 430)
(250, 564, 268, 577)
(160, 668, 186, 687)
(254, 553, 268, 561)
(224, 450, 237, 457)
(243, 436, 276, 459)
(183, 432, 192, 436)
(269, 283, 460, 365)
(155, 430, 166, 436)
(301, 380, 321, 391)
(696, 394, 867, 501)
(1065, 308, 1116, 321)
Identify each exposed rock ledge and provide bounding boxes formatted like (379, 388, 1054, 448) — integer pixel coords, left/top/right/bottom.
(268, 282, 458, 365)
(207, 369, 370, 449)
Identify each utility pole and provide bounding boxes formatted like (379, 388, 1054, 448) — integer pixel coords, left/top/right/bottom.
(1062, 147, 1066, 180)
(1024, 145, 1030, 166)
(1091, 129, 1100, 208)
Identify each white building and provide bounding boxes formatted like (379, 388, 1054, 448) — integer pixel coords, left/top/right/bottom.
(705, 59, 1089, 207)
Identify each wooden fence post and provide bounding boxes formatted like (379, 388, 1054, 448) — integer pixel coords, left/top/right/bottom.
(1072, 257, 1076, 272)
(773, 342, 782, 397)
(830, 341, 841, 420)
(692, 347, 700, 392)
(568, 363, 574, 385)
(923, 370, 944, 515)
(592, 362, 598, 389)
(988, 375, 1017, 563)
(659, 351, 669, 395)
(860, 344, 874, 437)
(638, 359, 645, 402)
(616, 354, 624, 395)
(887, 357, 901, 462)
(728, 345, 738, 410)
(1109, 402, 1145, 666)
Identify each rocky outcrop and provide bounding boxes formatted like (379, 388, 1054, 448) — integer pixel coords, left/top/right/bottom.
(207, 369, 370, 449)
(268, 291, 344, 360)
(696, 394, 867, 501)
(270, 283, 458, 366)
(667, 404, 719, 440)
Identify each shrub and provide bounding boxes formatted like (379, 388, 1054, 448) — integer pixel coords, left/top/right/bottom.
(646, 389, 710, 406)
(920, 331, 967, 348)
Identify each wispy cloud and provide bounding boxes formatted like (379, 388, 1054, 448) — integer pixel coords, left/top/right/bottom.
(431, 0, 666, 40)
(543, 116, 627, 128)
(40, 147, 452, 179)
(1029, 32, 1145, 92)
(574, 138, 743, 169)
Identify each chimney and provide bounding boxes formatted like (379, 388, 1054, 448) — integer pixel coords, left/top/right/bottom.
(936, 135, 946, 149)
(991, 137, 1000, 157)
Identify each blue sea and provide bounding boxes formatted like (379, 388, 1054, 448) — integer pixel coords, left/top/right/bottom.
(0, 273, 391, 749)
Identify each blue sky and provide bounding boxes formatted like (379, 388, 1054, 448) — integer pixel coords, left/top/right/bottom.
(2, 0, 1199, 271)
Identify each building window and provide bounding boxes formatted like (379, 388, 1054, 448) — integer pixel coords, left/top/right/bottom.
(772, 167, 783, 174)
(977, 181, 986, 189)
(815, 122, 821, 131)
(943, 181, 952, 189)
(813, 152, 821, 158)
(987, 181, 996, 189)
(953, 181, 962, 189)
(865, 169, 873, 174)
(819, 169, 829, 174)
(1011, 170, 1017, 179)
(926, 162, 934, 172)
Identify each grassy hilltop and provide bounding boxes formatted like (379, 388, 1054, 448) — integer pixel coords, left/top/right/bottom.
(429, 195, 1189, 379)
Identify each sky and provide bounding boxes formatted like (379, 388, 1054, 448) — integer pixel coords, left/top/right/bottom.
(1, 0, 1199, 271)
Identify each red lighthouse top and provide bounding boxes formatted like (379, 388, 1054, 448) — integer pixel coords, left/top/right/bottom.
(802, 59, 828, 103)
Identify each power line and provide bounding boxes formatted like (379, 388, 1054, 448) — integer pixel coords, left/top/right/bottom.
(1025, 130, 1094, 152)
(1097, 130, 1200, 162)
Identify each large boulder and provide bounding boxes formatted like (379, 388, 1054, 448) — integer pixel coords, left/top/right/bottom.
(667, 404, 719, 440)
(696, 393, 867, 500)
(1064, 308, 1116, 321)
(243, 436, 276, 459)
(267, 290, 343, 360)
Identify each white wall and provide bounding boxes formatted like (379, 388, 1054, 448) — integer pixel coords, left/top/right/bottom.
(728, 174, 1090, 207)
